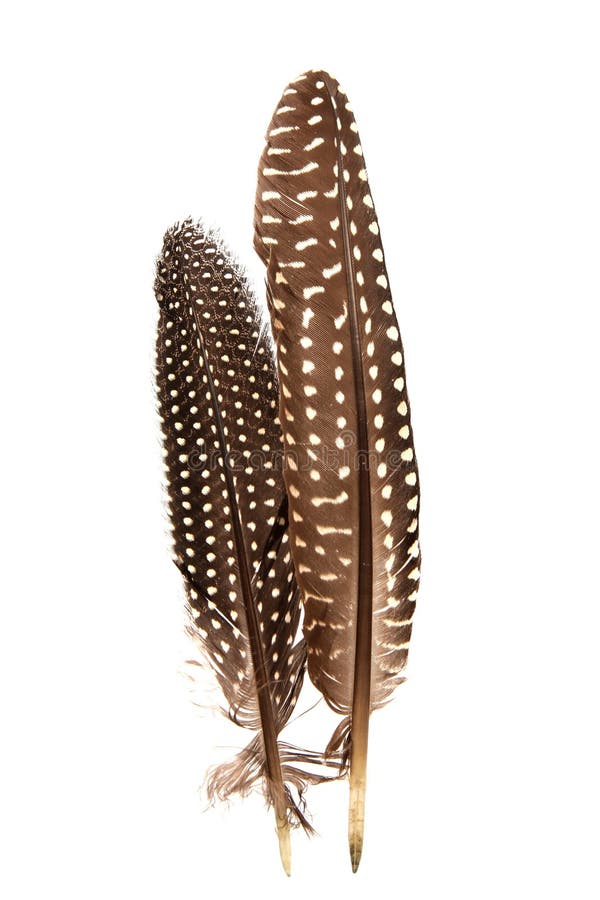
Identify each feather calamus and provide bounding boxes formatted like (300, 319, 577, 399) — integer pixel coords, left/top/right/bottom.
(254, 71, 421, 870)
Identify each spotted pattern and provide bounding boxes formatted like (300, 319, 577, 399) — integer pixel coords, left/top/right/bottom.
(155, 221, 305, 735)
(255, 72, 420, 715)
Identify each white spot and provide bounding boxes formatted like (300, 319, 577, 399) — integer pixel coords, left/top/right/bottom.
(304, 286, 325, 300)
(377, 274, 388, 289)
(323, 262, 342, 279)
(305, 137, 324, 151)
(312, 491, 349, 507)
(270, 125, 298, 136)
(296, 237, 318, 251)
(334, 305, 348, 329)
(381, 510, 393, 528)
(264, 161, 319, 177)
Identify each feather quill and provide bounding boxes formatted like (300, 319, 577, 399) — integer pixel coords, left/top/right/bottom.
(155, 220, 318, 873)
(254, 71, 421, 870)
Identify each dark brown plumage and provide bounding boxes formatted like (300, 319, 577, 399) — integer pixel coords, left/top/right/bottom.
(254, 71, 421, 871)
(154, 220, 318, 873)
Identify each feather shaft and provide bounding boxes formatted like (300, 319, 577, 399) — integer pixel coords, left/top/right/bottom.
(336, 112, 374, 870)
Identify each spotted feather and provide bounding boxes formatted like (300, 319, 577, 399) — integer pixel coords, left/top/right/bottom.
(254, 71, 421, 871)
(155, 220, 318, 873)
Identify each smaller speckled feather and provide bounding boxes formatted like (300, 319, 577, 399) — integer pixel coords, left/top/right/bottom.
(155, 220, 313, 871)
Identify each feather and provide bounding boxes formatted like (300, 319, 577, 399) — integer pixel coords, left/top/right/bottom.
(155, 220, 319, 874)
(254, 71, 421, 871)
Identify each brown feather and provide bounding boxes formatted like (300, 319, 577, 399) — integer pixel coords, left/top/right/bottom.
(155, 220, 322, 872)
(254, 71, 421, 870)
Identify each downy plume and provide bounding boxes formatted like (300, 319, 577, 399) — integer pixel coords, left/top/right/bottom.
(254, 71, 421, 871)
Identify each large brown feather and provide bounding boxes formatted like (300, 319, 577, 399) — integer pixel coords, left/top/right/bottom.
(254, 71, 421, 870)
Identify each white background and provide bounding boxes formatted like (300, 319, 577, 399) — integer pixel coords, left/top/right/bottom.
(1, 2, 599, 897)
